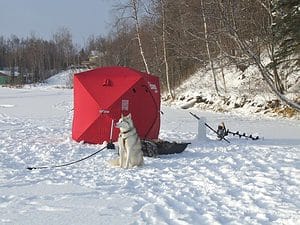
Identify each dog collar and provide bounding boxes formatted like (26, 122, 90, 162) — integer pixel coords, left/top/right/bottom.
(122, 128, 134, 134)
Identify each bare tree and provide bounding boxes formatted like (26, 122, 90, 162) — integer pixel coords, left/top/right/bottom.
(200, 0, 219, 95)
(131, 0, 150, 73)
(160, 0, 173, 99)
(52, 27, 75, 69)
(216, 0, 300, 111)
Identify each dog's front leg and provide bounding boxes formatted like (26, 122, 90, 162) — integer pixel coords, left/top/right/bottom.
(119, 146, 124, 168)
(125, 147, 130, 169)
(119, 138, 125, 168)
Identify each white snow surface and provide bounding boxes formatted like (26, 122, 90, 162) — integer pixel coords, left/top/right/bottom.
(1, 76, 300, 224)
(166, 62, 300, 119)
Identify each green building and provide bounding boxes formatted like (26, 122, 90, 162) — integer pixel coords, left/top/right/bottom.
(0, 72, 9, 85)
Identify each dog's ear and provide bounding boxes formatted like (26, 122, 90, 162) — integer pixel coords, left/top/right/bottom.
(121, 113, 124, 118)
(127, 113, 132, 118)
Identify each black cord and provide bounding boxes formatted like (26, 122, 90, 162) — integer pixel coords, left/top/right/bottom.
(27, 145, 107, 170)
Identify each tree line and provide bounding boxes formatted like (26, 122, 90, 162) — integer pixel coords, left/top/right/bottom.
(101, 0, 299, 109)
(0, 0, 299, 109)
(0, 27, 86, 84)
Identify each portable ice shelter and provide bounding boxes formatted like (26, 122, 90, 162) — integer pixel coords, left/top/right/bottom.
(72, 66, 160, 144)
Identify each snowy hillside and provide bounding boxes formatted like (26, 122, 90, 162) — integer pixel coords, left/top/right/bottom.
(0, 72, 300, 224)
(45, 68, 88, 88)
(164, 62, 300, 120)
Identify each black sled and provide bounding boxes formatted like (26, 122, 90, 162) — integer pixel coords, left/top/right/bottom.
(141, 139, 190, 157)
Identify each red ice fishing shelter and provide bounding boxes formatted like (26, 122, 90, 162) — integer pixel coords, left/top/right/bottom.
(72, 66, 160, 144)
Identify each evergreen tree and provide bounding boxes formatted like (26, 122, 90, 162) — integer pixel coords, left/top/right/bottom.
(272, 0, 300, 64)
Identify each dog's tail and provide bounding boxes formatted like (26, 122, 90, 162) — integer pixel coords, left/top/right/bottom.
(108, 157, 120, 167)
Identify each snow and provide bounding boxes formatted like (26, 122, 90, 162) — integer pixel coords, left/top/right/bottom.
(166, 61, 300, 119)
(45, 68, 88, 88)
(0, 73, 300, 225)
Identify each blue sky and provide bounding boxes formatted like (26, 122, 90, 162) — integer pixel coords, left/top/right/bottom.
(0, 0, 115, 46)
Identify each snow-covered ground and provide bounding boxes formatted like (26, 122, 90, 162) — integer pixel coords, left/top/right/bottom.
(166, 62, 300, 120)
(0, 75, 300, 224)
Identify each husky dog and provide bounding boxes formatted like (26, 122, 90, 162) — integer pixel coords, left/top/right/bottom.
(109, 113, 144, 168)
